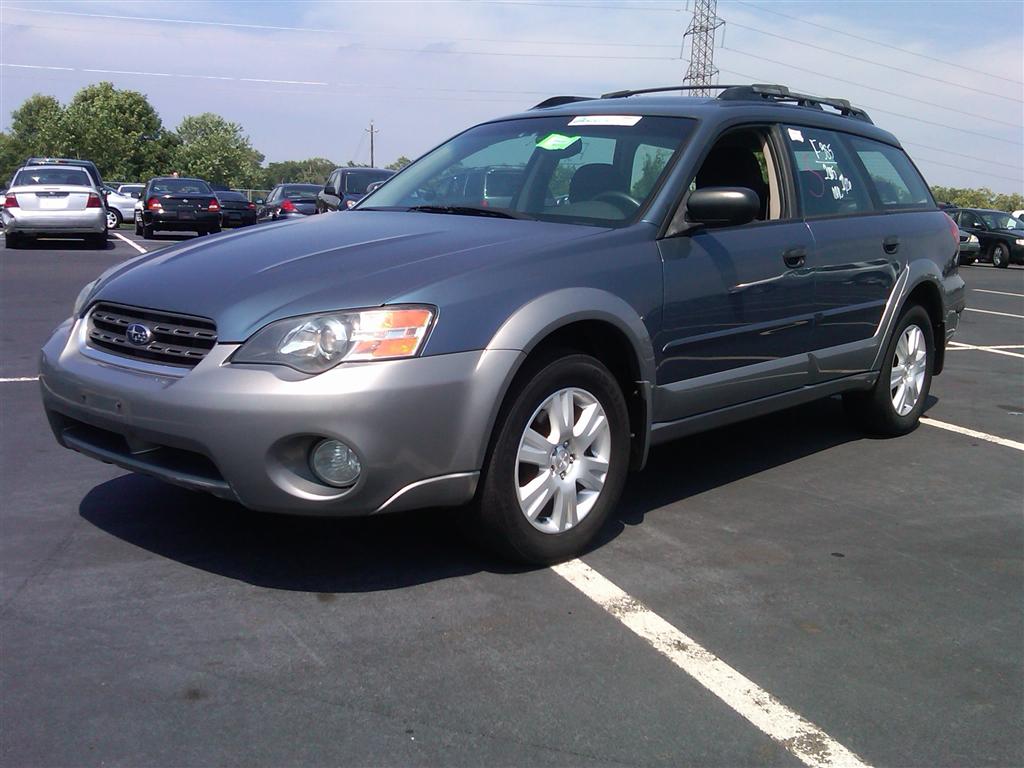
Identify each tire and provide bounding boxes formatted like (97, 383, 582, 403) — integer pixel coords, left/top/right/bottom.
(991, 242, 1010, 269)
(468, 353, 631, 564)
(958, 252, 975, 266)
(4, 232, 20, 249)
(105, 209, 121, 230)
(209, 224, 221, 234)
(142, 222, 154, 239)
(134, 215, 142, 236)
(843, 305, 933, 436)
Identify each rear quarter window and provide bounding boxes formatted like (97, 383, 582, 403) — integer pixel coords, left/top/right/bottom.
(848, 137, 934, 210)
(784, 125, 870, 218)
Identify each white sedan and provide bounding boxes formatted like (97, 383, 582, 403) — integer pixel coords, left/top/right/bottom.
(2, 165, 107, 249)
(100, 185, 139, 229)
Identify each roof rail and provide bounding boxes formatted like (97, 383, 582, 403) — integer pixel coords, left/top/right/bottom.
(600, 84, 745, 99)
(530, 95, 595, 110)
(717, 84, 873, 123)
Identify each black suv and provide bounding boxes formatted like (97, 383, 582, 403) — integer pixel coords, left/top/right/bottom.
(947, 208, 1024, 268)
(317, 167, 394, 212)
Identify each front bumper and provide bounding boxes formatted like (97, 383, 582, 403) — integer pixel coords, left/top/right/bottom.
(2, 208, 106, 235)
(40, 318, 522, 516)
(958, 241, 980, 255)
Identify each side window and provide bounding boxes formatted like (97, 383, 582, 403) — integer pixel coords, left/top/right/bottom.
(689, 126, 780, 222)
(848, 137, 933, 209)
(630, 143, 674, 199)
(784, 125, 870, 218)
(960, 211, 980, 229)
(329, 172, 341, 192)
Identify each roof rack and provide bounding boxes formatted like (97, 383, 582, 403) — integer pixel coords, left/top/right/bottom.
(594, 83, 872, 123)
(530, 95, 595, 110)
(717, 84, 872, 123)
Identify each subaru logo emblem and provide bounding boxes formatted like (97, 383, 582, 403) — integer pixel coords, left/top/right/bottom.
(125, 323, 153, 346)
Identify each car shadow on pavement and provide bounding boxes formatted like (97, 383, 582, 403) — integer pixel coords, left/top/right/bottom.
(8, 237, 115, 251)
(80, 395, 909, 593)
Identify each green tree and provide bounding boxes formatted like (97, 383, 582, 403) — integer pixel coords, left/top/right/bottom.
(386, 155, 412, 171)
(62, 82, 168, 181)
(6, 93, 68, 175)
(931, 185, 1024, 212)
(258, 157, 336, 187)
(174, 113, 264, 187)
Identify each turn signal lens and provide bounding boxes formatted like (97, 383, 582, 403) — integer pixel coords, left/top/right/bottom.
(86, 193, 102, 208)
(208, 199, 220, 212)
(280, 199, 296, 212)
(147, 197, 162, 210)
(4, 194, 17, 208)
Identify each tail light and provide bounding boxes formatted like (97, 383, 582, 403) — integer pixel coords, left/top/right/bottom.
(208, 199, 220, 212)
(280, 199, 296, 212)
(86, 193, 102, 208)
(943, 212, 960, 250)
(4, 194, 18, 208)
(247, 202, 256, 210)
(147, 197, 163, 210)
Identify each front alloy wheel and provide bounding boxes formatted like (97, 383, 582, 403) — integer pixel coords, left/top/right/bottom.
(516, 387, 611, 534)
(991, 242, 1009, 269)
(469, 353, 630, 564)
(105, 209, 121, 229)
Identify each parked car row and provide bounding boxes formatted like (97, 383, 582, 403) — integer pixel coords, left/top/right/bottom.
(947, 207, 1024, 268)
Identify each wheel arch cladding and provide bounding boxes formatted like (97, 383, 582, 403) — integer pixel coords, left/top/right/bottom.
(902, 278, 945, 375)
(486, 288, 656, 470)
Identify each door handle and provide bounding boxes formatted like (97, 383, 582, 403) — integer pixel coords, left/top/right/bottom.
(782, 246, 807, 268)
(883, 236, 900, 254)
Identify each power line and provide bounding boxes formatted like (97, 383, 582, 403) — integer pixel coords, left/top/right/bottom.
(909, 155, 1023, 184)
(719, 68, 1023, 147)
(723, 48, 1022, 129)
(902, 142, 1024, 170)
(1, 6, 683, 47)
(727, 0, 1023, 85)
(723, 20, 1024, 104)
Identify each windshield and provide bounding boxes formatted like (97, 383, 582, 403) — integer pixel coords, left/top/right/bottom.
(359, 115, 694, 226)
(979, 211, 1024, 231)
(280, 184, 321, 198)
(150, 179, 213, 195)
(13, 167, 92, 187)
(345, 171, 393, 194)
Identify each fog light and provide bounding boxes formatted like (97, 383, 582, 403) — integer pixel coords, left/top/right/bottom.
(310, 439, 361, 487)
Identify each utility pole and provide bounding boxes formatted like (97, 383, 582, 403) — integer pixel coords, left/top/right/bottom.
(365, 120, 379, 167)
(682, 0, 724, 97)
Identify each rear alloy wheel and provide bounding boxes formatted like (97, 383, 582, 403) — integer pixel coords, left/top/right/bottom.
(844, 304, 933, 436)
(105, 209, 121, 229)
(469, 353, 630, 564)
(991, 242, 1010, 269)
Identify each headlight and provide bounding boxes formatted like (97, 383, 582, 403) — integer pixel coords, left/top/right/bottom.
(968, 234, 978, 243)
(73, 279, 98, 316)
(232, 306, 435, 374)
(1016, 238, 1024, 246)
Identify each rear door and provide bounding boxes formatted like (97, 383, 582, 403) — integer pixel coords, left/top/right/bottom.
(782, 125, 901, 378)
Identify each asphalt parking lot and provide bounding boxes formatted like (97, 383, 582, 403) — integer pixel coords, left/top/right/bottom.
(1, 230, 1021, 767)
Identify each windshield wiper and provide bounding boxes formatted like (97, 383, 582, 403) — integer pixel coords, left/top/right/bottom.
(406, 204, 527, 220)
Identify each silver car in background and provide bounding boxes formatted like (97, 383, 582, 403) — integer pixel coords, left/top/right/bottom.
(100, 185, 138, 229)
(3, 165, 107, 249)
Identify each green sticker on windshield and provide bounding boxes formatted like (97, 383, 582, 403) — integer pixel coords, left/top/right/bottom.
(536, 133, 581, 151)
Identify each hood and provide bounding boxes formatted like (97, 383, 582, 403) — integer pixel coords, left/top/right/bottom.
(92, 211, 602, 341)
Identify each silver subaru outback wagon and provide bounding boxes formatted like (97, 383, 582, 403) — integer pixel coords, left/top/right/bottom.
(40, 85, 965, 563)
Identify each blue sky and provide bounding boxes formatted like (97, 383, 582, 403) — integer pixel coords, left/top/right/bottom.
(1, 0, 1021, 192)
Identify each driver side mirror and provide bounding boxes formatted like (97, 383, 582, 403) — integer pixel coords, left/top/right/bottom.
(323, 185, 337, 197)
(254, 198, 265, 205)
(686, 187, 759, 228)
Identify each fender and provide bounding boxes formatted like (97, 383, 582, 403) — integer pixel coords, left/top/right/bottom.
(485, 287, 658, 469)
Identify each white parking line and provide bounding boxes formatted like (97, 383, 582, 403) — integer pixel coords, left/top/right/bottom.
(0, 376, 38, 383)
(112, 232, 147, 254)
(973, 289, 1024, 299)
(963, 307, 1024, 320)
(947, 341, 1024, 360)
(552, 559, 871, 768)
(921, 418, 1024, 451)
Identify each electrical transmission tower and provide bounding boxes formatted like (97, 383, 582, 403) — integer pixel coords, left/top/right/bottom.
(682, 0, 724, 96)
